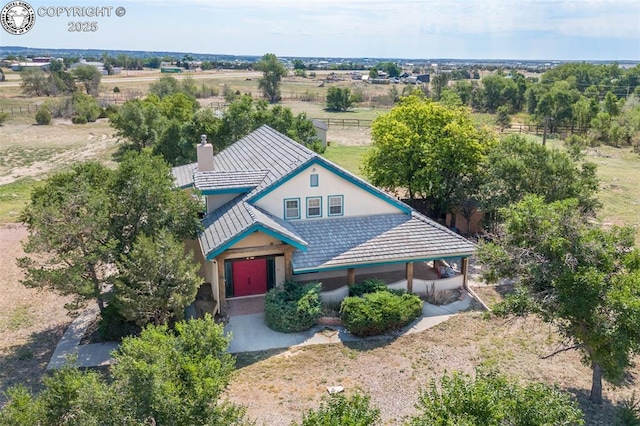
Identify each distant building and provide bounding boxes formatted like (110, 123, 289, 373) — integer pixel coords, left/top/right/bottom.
(312, 119, 328, 148)
(11, 62, 50, 71)
(416, 74, 430, 83)
(70, 60, 107, 75)
(161, 66, 184, 73)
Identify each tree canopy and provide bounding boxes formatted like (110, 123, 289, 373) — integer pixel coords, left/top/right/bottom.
(363, 93, 495, 221)
(255, 53, 287, 103)
(326, 87, 354, 112)
(71, 64, 102, 96)
(478, 195, 640, 404)
(0, 316, 249, 425)
(479, 134, 600, 222)
(19, 151, 202, 317)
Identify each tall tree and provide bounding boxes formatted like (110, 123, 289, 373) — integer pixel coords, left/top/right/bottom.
(110, 95, 168, 152)
(72, 64, 102, 96)
(478, 196, 640, 404)
(18, 152, 201, 314)
(255, 53, 287, 103)
(115, 230, 202, 326)
(363, 93, 495, 222)
(326, 87, 354, 111)
(18, 163, 115, 312)
(19, 68, 50, 96)
(479, 134, 600, 222)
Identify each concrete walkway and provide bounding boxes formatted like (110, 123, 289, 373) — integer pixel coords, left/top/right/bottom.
(47, 305, 119, 370)
(48, 295, 473, 368)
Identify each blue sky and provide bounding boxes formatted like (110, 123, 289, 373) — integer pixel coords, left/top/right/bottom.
(1, 0, 639, 60)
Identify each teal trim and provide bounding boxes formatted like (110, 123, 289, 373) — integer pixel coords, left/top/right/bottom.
(201, 187, 253, 195)
(284, 198, 301, 220)
(310, 173, 319, 187)
(292, 255, 473, 274)
(248, 157, 411, 214)
(205, 224, 307, 260)
(327, 194, 344, 217)
(306, 196, 322, 218)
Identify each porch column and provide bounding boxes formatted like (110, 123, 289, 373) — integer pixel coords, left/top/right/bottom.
(284, 250, 293, 281)
(347, 268, 355, 286)
(406, 262, 414, 293)
(216, 257, 227, 314)
(461, 257, 469, 289)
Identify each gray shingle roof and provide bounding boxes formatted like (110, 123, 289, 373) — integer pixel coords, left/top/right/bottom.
(194, 170, 269, 192)
(175, 125, 475, 265)
(199, 199, 307, 260)
(289, 212, 475, 271)
(172, 163, 197, 188)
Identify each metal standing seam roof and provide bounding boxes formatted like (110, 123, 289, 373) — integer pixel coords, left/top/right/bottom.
(289, 211, 476, 271)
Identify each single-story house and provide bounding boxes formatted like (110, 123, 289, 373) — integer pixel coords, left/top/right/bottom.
(173, 125, 475, 315)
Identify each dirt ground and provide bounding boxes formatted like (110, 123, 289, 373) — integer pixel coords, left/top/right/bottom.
(0, 223, 72, 404)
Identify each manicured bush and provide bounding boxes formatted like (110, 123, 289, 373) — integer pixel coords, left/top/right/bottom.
(35, 107, 52, 125)
(295, 393, 381, 426)
(349, 279, 388, 297)
(264, 281, 322, 333)
(340, 291, 423, 337)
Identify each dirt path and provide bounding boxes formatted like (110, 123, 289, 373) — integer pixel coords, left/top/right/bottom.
(0, 224, 72, 404)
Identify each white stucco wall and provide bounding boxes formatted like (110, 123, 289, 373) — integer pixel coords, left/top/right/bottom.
(254, 163, 403, 220)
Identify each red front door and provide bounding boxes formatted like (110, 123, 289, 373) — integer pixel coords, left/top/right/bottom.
(232, 258, 268, 297)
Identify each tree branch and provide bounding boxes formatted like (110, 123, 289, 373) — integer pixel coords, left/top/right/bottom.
(540, 344, 581, 359)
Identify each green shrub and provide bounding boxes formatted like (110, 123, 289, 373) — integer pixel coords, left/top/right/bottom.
(349, 279, 388, 297)
(113, 86, 120, 93)
(295, 393, 381, 426)
(0, 111, 9, 126)
(340, 291, 423, 337)
(264, 281, 322, 333)
(35, 107, 52, 125)
(617, 392, 640, 425)
(98, 303, 140, 341)
(71, 115, 88, 124)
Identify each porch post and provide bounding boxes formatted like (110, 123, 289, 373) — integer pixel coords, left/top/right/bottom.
(284, 250, 293, 281)
(461, 257, 469, 290)
(216, 257, 227, 314)
(406, 262, 414, 293)
(347, 268, 355, 286)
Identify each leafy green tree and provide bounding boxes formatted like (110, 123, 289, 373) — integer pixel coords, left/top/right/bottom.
(255, 53, 287, 103)
(495, 105, 511, 129)
(108, 151, 201, 255)
(363, 94, 495, 222)
(478, 196, 640, 404)
(110, 95, 168, 151)
(20, 68, 49, 96)
(71, 91, 101, 123)
(72, 64, 102, 96)
(294, 394, 381, 426)
(18, 163, 115, 312)
(479, 135, 600, 220)
(112, 316, 246, 425)
(409, 371, 584, 425)
(35, 106, 51, 125)
(326, 87, 354, 112)
(115, 230, 202, 326)
(535, 81, 581, 131)
(0, 317, 249, 425)
(18, 152, 201, 314)
(375, 62, 401, 78)
(149, 74, 179, 98)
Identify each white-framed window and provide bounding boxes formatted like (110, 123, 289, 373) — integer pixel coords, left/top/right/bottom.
(310, 173, 319, 187)
(306, 197, 322, 218)
(328, 195, 343, 216)
(284, 198, 300, 220)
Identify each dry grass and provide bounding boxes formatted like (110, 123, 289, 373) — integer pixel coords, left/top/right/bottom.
(0, 224, 72, 405)
(227, 311, 639, 425)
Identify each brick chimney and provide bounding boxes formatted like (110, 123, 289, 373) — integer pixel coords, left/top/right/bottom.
(196, 134, 214, 172)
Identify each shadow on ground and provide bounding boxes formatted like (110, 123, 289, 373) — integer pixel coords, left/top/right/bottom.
(0, 323, 68, 405)
(568, 387, 622, 425)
